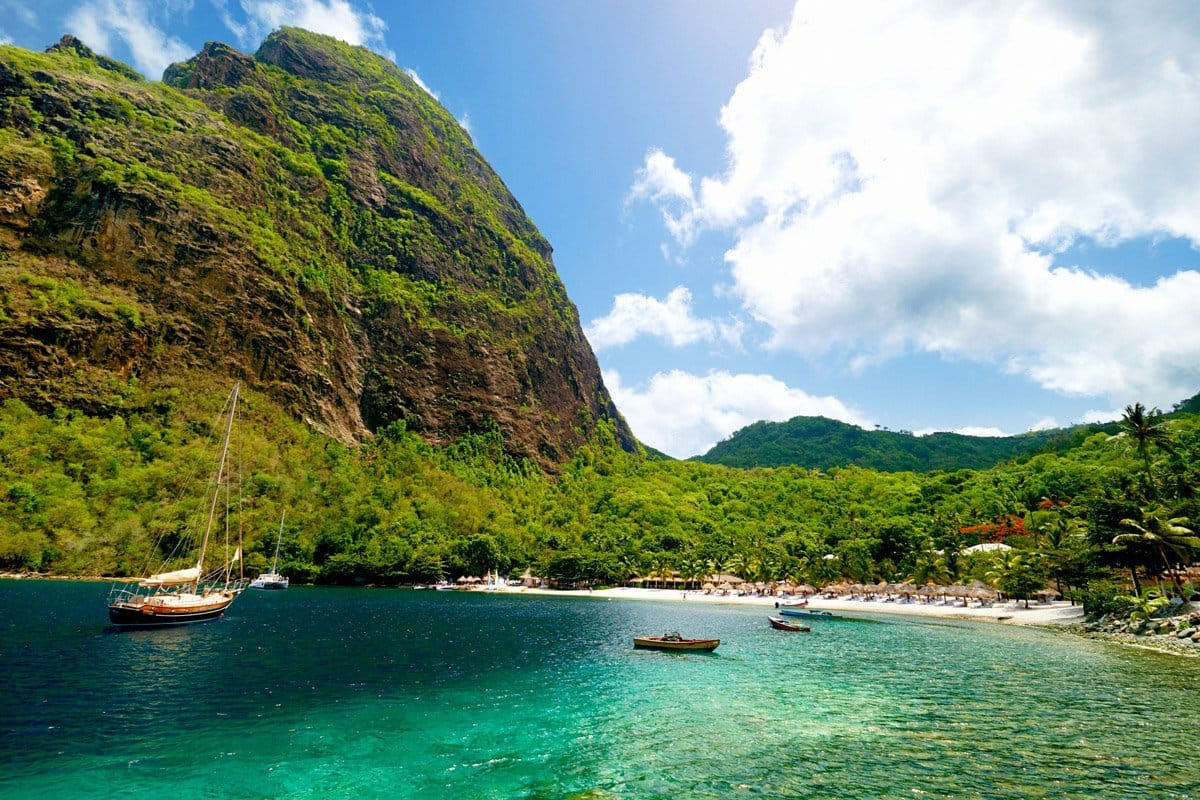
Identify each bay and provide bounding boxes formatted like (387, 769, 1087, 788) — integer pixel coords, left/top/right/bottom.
(1, 579, 1197, 799)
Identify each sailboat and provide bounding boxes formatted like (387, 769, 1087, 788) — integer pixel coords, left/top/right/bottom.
(107, 382, 250, 627)
(249, 511, 289, 590)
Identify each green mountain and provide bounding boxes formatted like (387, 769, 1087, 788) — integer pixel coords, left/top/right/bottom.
(0, 30, 634, 469)
(694, 415, 1118, 472)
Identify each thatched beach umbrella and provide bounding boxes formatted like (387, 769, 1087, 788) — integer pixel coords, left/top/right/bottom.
(966, 580, 997, 599)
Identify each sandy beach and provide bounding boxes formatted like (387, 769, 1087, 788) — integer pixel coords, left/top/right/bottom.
(491, 584, 1086, 626)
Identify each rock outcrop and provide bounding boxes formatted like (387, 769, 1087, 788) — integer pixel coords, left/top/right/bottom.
(0, 29, 636, 468)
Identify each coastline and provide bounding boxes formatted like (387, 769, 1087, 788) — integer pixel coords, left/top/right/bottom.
(12, 573, 1196, 656)
(488, 584, 1087, 626)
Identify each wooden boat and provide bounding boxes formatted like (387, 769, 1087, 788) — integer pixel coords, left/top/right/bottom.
(249, 511, 289, 590)
(778, 607, 842, 620)
(633, 633, 720, 652)
(107, 382, 251, 627)
(768, 616, 810, 632)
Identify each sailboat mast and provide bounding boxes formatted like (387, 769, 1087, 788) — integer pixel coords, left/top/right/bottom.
(196, 381, 240, 584)
(272, 510, 285, 572)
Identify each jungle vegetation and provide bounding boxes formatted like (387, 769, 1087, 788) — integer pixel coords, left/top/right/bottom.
(2, 378, 1196, 610)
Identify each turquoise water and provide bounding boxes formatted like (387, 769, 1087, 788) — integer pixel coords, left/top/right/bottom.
(1, 580, 1197, 799)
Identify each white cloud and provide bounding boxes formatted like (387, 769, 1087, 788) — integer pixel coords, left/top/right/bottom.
(632, 2, 1200, 411)
(65, 0, 193, 79)
(404, 67, 437, 98)
(627, 149, 698, 246)
(1080, 407, 1124, 425)
(585, 286, 740, 351)
(216, 0, 388, 54)
(606, 368, 871, 459)
(914, 426, 1006, 438)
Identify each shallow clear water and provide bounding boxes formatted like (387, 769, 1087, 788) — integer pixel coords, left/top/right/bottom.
(1, 580, 1197, 799)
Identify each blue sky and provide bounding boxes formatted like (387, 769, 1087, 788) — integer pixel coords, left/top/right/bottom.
(4, 1, 1200, 458)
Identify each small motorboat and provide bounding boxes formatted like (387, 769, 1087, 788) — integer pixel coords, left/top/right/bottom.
(778, 607, 842, 620)
(768, 616, 810, 632)
(633, 632, 720, 652)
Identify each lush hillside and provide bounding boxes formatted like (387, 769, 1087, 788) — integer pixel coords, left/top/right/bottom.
(694, 415, 1119, 472)
(0, 31, 634, 469)
(2, 386, 1197, 606)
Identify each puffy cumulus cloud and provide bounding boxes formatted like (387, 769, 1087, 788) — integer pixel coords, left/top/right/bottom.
(585, 286, 740, 351)
(632, 2, 1200, 409)
(628, 149, 697, 245)
(215, 0, 388, 54)
(605, 369, 871, 459)
(66, 0, 193, 79)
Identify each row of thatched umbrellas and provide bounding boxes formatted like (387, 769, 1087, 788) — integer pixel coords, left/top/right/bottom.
(821, 579, 1000, 601)
(632, 574, 1060, 600)
(705, 577, 1049, 601)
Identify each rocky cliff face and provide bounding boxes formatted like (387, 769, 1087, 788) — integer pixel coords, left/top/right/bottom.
(0, 30, 635, 467)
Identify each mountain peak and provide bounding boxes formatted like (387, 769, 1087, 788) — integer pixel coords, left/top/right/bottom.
(0, 30, 636, 468)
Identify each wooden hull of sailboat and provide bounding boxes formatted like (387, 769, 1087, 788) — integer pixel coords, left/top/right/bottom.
(108, 591, 236, 627)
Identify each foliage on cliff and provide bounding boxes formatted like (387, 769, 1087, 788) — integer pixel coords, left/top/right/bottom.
(0, 30, 634, 469)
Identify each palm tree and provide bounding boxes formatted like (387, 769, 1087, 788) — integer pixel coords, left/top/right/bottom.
(655, 557, 676, 590)
(1114, 509, 1199, 595)
(1039, 514, 1086, 596)
(1117, 403, 1176, 495)
(727, 551, 751, 583)
(678, 557, 706, 590)
(617, 553, 643, 587)
(985, 550, 1046, 608)
(908, 548, 951, 587)
(706, 555, 730, 585)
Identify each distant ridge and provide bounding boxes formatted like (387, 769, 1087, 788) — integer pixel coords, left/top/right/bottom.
(693, 391, 1200, 471)
(693, 416, 1110, 472)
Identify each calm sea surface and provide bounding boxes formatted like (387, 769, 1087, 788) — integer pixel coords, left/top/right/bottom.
(1, 579, 1197, 799)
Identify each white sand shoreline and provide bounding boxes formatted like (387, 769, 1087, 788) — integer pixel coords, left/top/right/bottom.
(486, 584, 1086, 626)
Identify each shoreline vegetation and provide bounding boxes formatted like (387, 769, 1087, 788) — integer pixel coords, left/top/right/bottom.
(9, 572, 1198, 657)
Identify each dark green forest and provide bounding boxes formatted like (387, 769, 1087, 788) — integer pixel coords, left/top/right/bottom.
(3, 377, 1197, 610)
(695, 415, 1120, 472)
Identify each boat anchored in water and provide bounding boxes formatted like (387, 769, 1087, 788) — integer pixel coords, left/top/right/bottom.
(107, 382, 251, 627)
(249, 511, 289, 590)
(768, 616, 811, 632)
(633, 632, 720, 652)
(777, 607, 842, 620)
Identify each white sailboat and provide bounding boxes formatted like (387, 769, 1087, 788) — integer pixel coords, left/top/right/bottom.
(249, 511, 289, 590)
(107, 382, 250, 626)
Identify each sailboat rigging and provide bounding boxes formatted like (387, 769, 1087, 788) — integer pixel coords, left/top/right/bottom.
(249, 511, 289, 590)
(107, 381, 250, 627)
